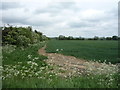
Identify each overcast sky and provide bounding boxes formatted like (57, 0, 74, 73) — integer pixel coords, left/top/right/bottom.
(1, 0, 119, 37)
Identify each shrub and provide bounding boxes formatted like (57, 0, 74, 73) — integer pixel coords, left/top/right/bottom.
(2, 25, 48, 47)
(16, 35, 30, 47)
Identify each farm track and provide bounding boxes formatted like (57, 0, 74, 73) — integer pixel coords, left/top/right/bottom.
(38, 45, 118, 77)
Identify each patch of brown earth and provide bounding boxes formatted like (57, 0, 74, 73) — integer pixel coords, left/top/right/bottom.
(38, 45, 118, 77)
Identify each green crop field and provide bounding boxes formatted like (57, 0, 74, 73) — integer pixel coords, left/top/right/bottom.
(46, 40, 119, 64)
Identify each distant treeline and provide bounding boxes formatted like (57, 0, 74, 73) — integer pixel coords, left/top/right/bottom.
(55, 35, 120, 40)
(1, 25, 49, 47)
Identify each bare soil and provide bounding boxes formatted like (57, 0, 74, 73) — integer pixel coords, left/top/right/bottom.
(38, 45, 118, 77)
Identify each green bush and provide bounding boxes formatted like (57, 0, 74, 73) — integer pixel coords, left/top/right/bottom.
(16, 35, 30, 47)
(2, 25, 48, 47)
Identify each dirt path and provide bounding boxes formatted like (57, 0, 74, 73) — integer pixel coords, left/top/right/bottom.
(38, 45, 118, 77)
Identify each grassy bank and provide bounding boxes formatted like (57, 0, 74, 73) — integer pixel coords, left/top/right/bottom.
(2, 42, 47, 65)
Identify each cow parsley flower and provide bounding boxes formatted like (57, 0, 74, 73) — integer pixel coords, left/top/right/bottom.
(56, 49, 59, 51)
(61, 49, 63, 51)
(27, 55, 32, 59)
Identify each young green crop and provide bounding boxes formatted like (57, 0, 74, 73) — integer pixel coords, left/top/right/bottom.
(46, 40, 119, 64)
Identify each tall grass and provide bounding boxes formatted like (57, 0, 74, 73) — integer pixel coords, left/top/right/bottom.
(2, 42, 47, 65)
(3, 73, 119, 88)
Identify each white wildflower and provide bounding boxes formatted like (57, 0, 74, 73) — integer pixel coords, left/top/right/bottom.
(27, 61, 32, 64)
(27, 55, 32, 59)
(61, 49, 63, 51)
(34, 57, 39, 60)
(56, 49, 59, 51)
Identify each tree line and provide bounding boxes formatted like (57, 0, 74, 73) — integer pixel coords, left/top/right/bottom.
(56, 35, 119, 40)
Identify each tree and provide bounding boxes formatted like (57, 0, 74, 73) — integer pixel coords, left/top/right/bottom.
(93, 36, 99, 40)
(106, 37, 112, 40)
(88, 38, 93, 40)
(35, 30, 38, 33)
(112, 36, 118, 40)
(58, 35, 65, 40)
(81, 38, 85, 40)
(68, 36, 74, 40)
(27, 26, 32, 31)
(118, 37, 120, 40)
(99, 37, 105, 40)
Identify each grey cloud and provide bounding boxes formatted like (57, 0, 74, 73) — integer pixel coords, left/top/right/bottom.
(2, 16, 27, 24)
(82, 18, 101, 23)
(68, 21, 94, 28)
(26, 20, 53, 26)
(35, 8, 60, 14)
(35, 2, 76, 14)
(2, 15, 53, 27)
(82, 8, 117, 23)
(50, 2, 76, 9)
(107, 8, 118, 19)
(1, 2, 22, 10)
